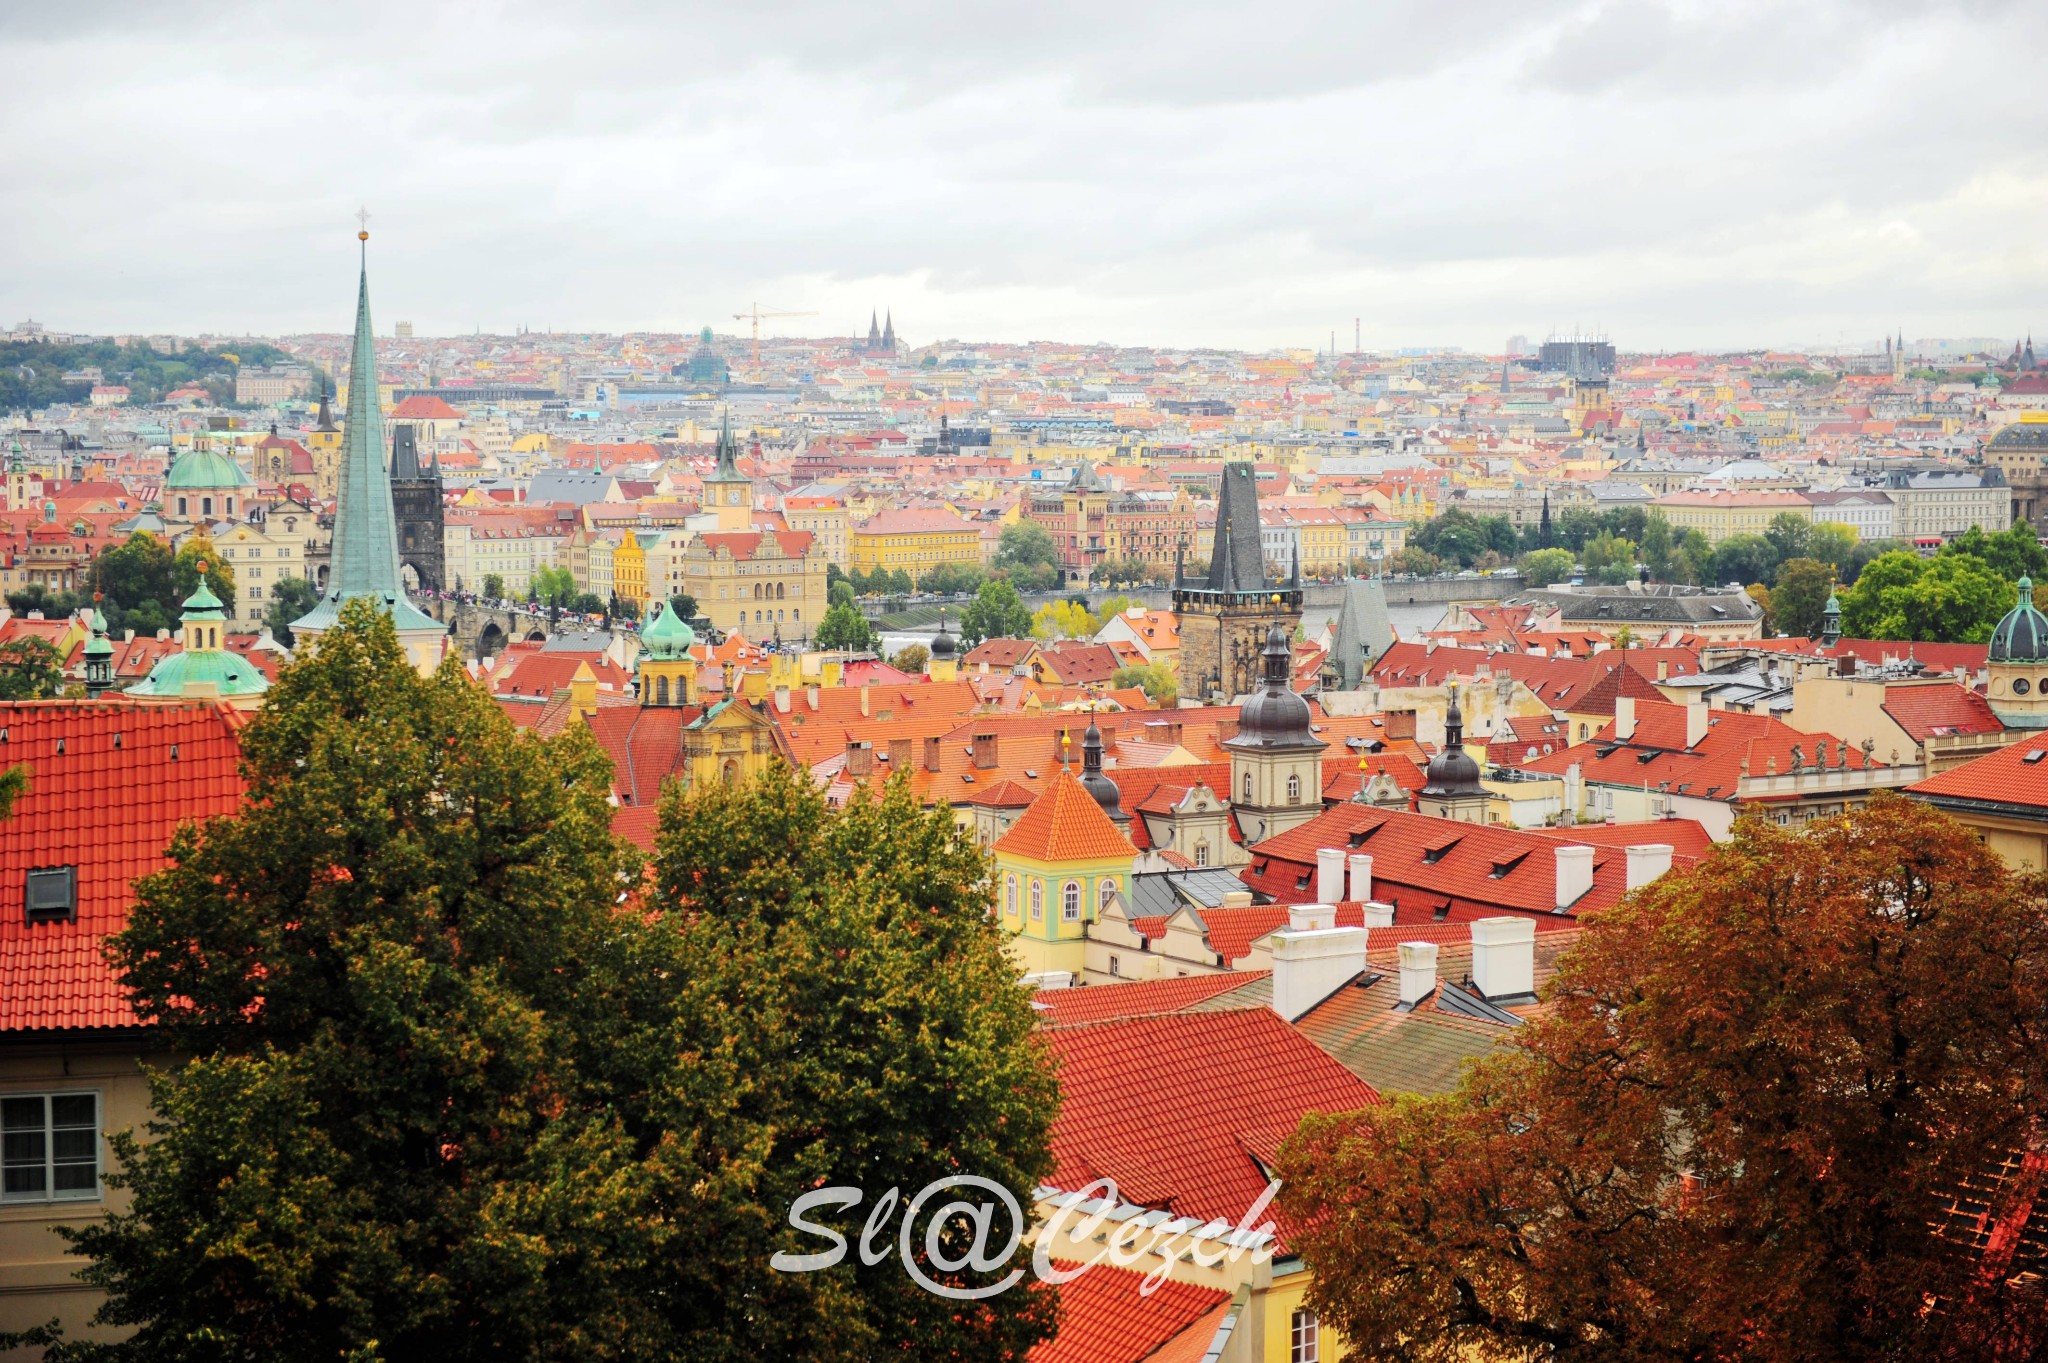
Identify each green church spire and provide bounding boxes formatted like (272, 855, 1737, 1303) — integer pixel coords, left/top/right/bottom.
(292, 226, 444, 641)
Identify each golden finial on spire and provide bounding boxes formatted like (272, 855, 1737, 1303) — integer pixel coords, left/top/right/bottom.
(356, 206, 371, 242)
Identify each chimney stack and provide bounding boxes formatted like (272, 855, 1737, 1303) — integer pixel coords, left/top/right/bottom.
(1554, 845, 1595, 910)
(1317, 848, 1347, 903)
(888, 737, 912, 770)
(1626, 843, 1674, 890)
(1397, 941, 1439, 1008)
(1363, 900, 1395, 928)
(924, 735, 944, 773)
(972, 732, 998, 770)
(1287, 903, 1336, 932)
(1470, 917, 1537, 1001)
(1684, 701, 1709, 749)
(1269, 925, 1371, 1022)
(1348, 853, 1373, 903)
(846, 740, 874, 781)
(1614, 697, 1637, 742)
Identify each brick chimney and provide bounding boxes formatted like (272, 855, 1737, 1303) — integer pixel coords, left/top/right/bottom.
(972, 732, 998, 770)
(846, 740, 874, 781)
(924, 736, 944, 773)
(1383, 710, 1417, 742)
(888, 737, 912, 770)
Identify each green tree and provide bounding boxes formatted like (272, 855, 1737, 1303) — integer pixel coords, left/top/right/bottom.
(1517, 546, 1576, 587)
(1388, 546, 1440, 576)
(993, 520, 1060, 577)
(1763, 510, 1814, 566)
(3, 584, 84, 618)
(1942, 521, 2048, 582)
(1579, 531, 1637, 585)
(530, 565, 577, 608)
(1674, 527, 1715, 586)
(1031, 600, 1096, 641)
(261, 576, 320, 646)
(1838, 550, 2013, 643)
(480, 572, 505, 601)
(1638, 511, 1676, 582)
(0, 637, 63, 700)
(916, 561, 986, 595)
(1553, 505, 1606, 552)
(959, 578, 1034, 645)
(1709, 533, 1779, 588)
(643, 768, 1060, 1358)
(1805, 520, 1860, 575)
(60, 599, 650, 1360)
(1280, 797, 2048, 1362)
(1110, 660, 1177, 704)
(668, 592, 698, 623)
(813, 600, 879, 652)
(86, 532, 178, 638)
(890, 642, 929, 673)
(828, 579, 855, 608)
(171, 536, 235, 615)
(1771, 556, 1835, 638)
(1090, 556, 1152, 587)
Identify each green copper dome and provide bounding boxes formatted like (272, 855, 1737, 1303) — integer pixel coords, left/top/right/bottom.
(130, 577, 268, 699)
(1990, 576, 2048, 663)
(640, 599, 695, 659)
(82, 610, 111, 662)
(164, 448, 252, 490)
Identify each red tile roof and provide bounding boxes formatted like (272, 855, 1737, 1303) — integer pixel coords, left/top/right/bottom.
(0, 700, 248, 1032)
(1908, 729, 2048, 811)
(695, 529, 815, 561)
(1032, 972, 1268, 1028)
(1880, 682, 2004, 741)
(1031, 1260, 1228, 1363)
(996, 768, 1138, 863)
(1517, 699, 1880, 798)
(1045, 1008, 1380, 1250)
(389, 394, 466, 420)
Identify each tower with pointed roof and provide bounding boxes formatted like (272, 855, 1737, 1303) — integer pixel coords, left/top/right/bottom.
(1173, 462, 1302, 701)
(927, 610, 959, 682)
(1417, 686, 1488, 823)
(1820, 587, 1842, 648)
(703, 410, 752, 531)
(992, 764, 1137, 981)
(881, 310, 895, 354)
(289, 225, 448, 673)
(389, 422, 446, 593)
(82, 605, 113, 699)
(635, 598, 698, 707)
(305, 373, 343, 498)
(1225, 623, 1328, 843)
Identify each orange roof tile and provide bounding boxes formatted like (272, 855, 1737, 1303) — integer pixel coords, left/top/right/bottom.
(995, 768, 1138, 863)
(1031, 1260, 1228, 1363)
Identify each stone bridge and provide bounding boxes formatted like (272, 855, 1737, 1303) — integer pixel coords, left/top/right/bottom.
(430, 599, 641, 661)
(863, 572, 1526, 622)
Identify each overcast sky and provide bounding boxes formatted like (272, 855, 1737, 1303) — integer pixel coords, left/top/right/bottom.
(3, 0, 2043, 352)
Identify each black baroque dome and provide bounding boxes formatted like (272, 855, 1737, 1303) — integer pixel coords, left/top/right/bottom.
(1231, 624, 1320, 749)
(1991, 577, 2048, 663)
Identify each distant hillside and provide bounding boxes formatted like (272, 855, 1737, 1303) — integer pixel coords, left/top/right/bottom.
(0, 337, 294, 412)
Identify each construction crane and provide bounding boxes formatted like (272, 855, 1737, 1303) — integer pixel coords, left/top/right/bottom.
(731, 304, 819, 370)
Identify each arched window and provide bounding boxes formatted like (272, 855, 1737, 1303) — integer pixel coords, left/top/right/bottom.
(1194, 841, 1210, 867)
(201, 497, 213, 517)
(1061, 881, 1081, 921)
(1242, 772, 1253, 801)
(1028, 881, 1043, 922)
(1096, 878, 1116, 915)
(776, 581, 785, 600)
(1286, 773, 1302, 803)
(1005, 874, 1017, 918)
(655, 675, 669, 706)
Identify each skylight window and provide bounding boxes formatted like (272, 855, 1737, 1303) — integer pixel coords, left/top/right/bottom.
(24, 867, 76, 925)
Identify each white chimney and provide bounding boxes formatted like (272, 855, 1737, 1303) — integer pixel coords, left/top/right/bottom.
(1287, 902, 1336, 932)
(1685, 702, 1709, 749)
(1363, 900, 1395, 928)
(1348, 853, 1373, 903)
(1269, 926, 1371, 1022)
(1397, 941, 1439, 1007)
(1554, 845, 1596, 911)
(1316, 847, 1347, 904)
(1614, 697, 1637, 742)
(1470, 917, 1536, 1001)
(1626, 843, 1674, 890)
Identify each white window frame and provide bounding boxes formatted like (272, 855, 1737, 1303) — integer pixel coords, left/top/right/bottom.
(1061, 880, 1081, 922)
(1005, 873, 1017, 918)
(1029, 881, 1043, 922)
(1290, 1309, 1320, 1363)
(0, 1090, 101, 1204)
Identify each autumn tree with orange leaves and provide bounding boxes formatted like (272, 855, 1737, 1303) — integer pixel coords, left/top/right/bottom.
(1279, 794, 2048, 1362)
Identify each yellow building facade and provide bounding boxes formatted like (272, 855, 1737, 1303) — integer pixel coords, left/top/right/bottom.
(851, 507, 980, 579)
(992, 763, 1136, 982)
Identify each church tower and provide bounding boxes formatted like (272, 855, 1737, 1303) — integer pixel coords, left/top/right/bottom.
(1174, 462, 1301, 701)
(305, 376, 343, 499)
(635, 598, 699, 707)
(389, 422, 446, 593)
(1987, 576, 2048, 730)
(290, 220, 448, 673)
(704, 410, 752, 532)
(1225, 623, 1328, 844)
(1416, 686, 1489, 823)
(927, 611, 960, 683)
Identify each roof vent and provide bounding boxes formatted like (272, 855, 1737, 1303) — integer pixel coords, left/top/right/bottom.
(24, 866, 77, 925)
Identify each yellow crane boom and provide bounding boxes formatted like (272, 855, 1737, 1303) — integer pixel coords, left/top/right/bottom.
(731, 304, 820, 369)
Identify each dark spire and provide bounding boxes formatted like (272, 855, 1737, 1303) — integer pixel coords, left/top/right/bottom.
(882, 310, 895, 351)
(314, 377, 336, 432)
(867, 310, 880, 347)
(713, 408, 741, 479)
(391, 423, 421, 480)
(1205, 462, 1267, 595)
(1078, 720, 1128, 823)
(1421, 684, 1485, 799)
(1444, 685, 1465, 748)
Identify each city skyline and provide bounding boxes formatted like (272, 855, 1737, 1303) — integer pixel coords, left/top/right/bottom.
(4, 1, 2045, 351)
